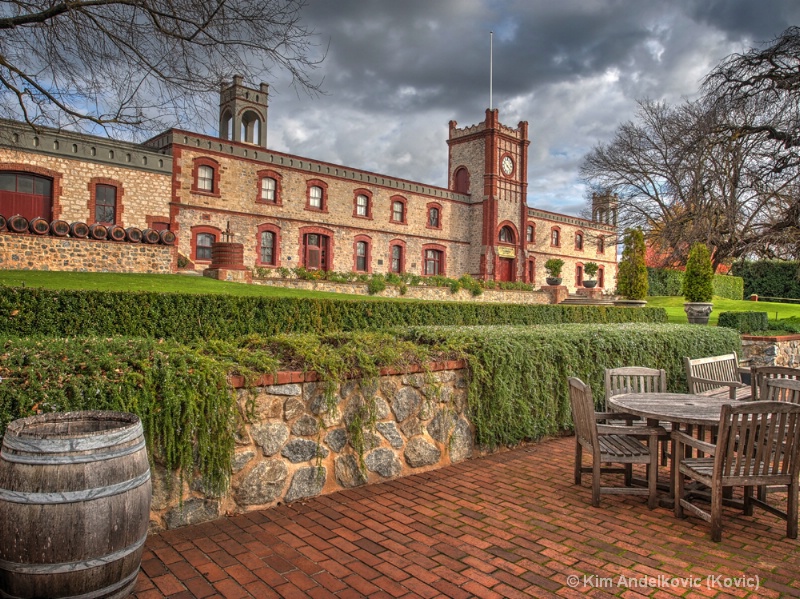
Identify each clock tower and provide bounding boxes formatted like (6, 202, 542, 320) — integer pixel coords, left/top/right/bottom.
(447, 109, 529, 281)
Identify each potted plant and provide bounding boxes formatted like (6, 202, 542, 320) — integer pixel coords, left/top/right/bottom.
(544, 258, 564, 286)
(682, 242, 714, 324)
(583, 262, 599, 288)
(615, 228, 648, 306)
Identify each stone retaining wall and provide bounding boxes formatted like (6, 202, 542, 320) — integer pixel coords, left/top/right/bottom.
(741, 334, 800, 368)
(0, 232, 175, 273)
(150, 361, 475, 531)
(252, 277, 551, 304)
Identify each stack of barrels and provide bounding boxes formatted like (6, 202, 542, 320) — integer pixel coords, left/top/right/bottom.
(0, 214, 176, 245)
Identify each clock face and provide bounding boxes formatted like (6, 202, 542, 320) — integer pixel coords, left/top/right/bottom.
(501, 155, 514, 175)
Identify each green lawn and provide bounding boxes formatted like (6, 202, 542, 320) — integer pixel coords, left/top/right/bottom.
(0, 270, 378, 300)
(646, 295, 800, 325)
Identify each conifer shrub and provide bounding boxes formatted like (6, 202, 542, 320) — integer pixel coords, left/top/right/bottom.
(617, 228, 648, 299)
(682, 242, 714, 302)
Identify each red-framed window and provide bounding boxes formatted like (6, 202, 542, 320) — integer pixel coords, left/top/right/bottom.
(390, 196, 407, 224)
(191, 157, 220, 197)
(353, 189, 372, 219)
(353, 235, 372, 273)
(427, 202, 442, 230)
(299, 226, 334, 271)
(389, 240, 406, 274)
(88, 177, 124, 226)
(576, 262, 584, 287)
(453, 166, 470, 194)
(0, 171, 55, 221)
(499, 225, 515, 244)
(191, 225, 220, 263)
(256, 223, 281, 266)
(257, 170, 282, 205)
(575, 231, 584, 251)
(527, 258, 536, 284)
(305, 180, 328, 212)
(526, 225, 534, 243)
(422, 244, 446, 276)
(598, 266, 605, 288)
(597, 236, 605, 254)
(550, 226, 561, 247)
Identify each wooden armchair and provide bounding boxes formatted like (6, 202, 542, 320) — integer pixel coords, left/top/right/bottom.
(674, 401, 800, 541)
(752, 366, 800, 400)
(605, 366, 670, 464)
(568, 377, 664, 509)
(684, 353, 751, 400)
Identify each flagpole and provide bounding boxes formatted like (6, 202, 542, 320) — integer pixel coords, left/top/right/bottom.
(489, 31, 493, 110)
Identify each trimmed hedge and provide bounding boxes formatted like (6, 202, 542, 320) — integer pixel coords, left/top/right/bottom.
(730, 260, 800, 299)
(717, 311, 769, 334)
(646, 268, 744, 301)
(0, 287, 668, 341)
(409, 323, 742, 448)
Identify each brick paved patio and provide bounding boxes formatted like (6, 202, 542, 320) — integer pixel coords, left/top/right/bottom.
(133, 435, 800, 598)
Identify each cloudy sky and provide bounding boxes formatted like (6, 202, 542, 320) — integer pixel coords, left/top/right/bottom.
(257, 1, 800, 217)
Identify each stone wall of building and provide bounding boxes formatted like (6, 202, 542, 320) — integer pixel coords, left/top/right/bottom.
(252, 276, 551, 304)
(0, 232, 174, 273)
(741, 334, 800, 368)
(150, 362, 475, 531)
(0, 123, 173, 229)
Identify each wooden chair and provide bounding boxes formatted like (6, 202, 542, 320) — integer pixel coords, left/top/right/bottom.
(605, 367, 670, 464)
(568, 377, 664, 509)
(684, 353, 751, 400)
(673, 401, 800, 541)
(752, 366, 800, 400)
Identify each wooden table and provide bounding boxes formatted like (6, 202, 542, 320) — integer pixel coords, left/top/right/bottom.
(607, 393, 744, 507)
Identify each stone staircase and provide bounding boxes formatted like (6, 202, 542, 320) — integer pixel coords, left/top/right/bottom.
(559, 293, 616, 306)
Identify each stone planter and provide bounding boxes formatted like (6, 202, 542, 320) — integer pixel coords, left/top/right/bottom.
(613, 299, 647, 308)
(684, 302, 713, 325)
(582, 280, 597, 288)
(545, 277, 562, 286)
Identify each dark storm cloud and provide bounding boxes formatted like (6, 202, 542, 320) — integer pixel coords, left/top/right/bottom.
(265, 1, 800, 215)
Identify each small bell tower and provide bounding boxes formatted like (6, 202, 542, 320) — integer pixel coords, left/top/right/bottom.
(219, 75, 269, 148)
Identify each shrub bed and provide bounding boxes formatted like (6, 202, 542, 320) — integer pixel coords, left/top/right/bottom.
(0, 324, 739, 494)
(0, 287, 667, 341)
(717, 311, 769, 334)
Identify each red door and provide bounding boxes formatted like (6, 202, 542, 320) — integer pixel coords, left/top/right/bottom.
(0, 173, 52, 220)
(498, 258, 514, 282)
(304, 234, 329, 270)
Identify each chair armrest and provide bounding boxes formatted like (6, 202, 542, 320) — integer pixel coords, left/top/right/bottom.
(738, 366, 751, 376)
(593, 411, 618, 420)
(598, 424, 666, 436)
(671, 430, 717, 455)
(690, 377, 746, 389)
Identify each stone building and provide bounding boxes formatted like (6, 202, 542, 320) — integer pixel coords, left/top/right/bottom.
(0, 77, 617, 291)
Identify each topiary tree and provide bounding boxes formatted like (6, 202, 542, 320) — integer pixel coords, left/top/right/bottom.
(544, 258, 564, 278)
(617, 229, 648, 299)
(584, 262, 599, 280)
(682, 242, 714, 302)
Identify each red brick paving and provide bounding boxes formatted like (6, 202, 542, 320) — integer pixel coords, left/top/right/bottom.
(133, 436, 800, 598)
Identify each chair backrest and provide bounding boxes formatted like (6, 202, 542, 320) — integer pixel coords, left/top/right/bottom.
(568, 377, 598, 452)
(752, 366, 800, 400)
(762, 377, 800, 404)
(604, 367, 667, 410)
(684, 352, 741, 394)
(715, 401, 800, 481)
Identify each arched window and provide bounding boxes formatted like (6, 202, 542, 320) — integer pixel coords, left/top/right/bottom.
(454, 167, 470, 194)
(526, 225, 534, 243)
(389, 241, 405, 274)
(197, 166, 214, 192)
(94, 184, 117, 224)
(306, 180, 328, 212)
(260, 177, 277, 202)
(499, 225, 515, 244)
(597, 236, 605, 254)
(527, 258, 536, 284)
(551, 227, 561, 247)
(354, 237, 371, 273)
(576, 263, 584, 286)
(196, 232, 215, 261)
(598, 266, 605, 288)
(427, 203, 442, 229)
(309, 186, 323, 209)
(354, 191, 371, 218)
(390, 197, 407, 224)
(422, 244, 446, 276)
(575, 231, 584, 251)
(260, 231, 276, 265)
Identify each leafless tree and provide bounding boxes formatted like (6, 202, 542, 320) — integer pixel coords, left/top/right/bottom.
(0, 0, 323, 138)
(703, 26, 800, 175)
(581, 99, 800, 269)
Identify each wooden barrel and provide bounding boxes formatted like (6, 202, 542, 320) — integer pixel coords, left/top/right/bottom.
(0, 411, 151, 599)
(158, 230, 176, 245)
(7, 215, 29, 234)
(49, 220, 70, 237)
(28, 217, 50, 235)
(124, 227, 143, 243)
(210, 242, 245, 268)
(0, 214, 6, 231)
(70, 222, 89, 239)
(106, 225, 126, 242)
(141, 228, 161, 244)
(88, 224, 108, 240)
